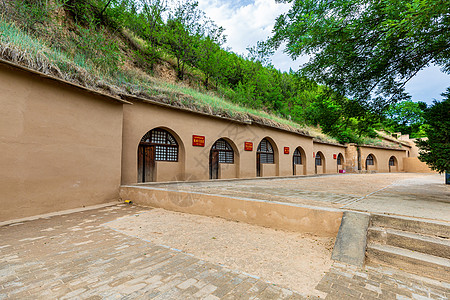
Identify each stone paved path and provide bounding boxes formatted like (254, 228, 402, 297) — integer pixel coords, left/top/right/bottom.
(1, 204, 449, 299)
(317, 263, 450, 300)
(0, 205, 311, 299)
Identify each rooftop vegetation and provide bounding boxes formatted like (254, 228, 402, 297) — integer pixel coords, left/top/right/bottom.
(0, 0, 422, 147)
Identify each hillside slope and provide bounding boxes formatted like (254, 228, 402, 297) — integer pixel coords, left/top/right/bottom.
(0, 0, 405, 148)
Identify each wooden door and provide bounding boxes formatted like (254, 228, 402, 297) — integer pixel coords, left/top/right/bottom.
(256, 153, 261, 177)
(138, 145, 155, 183)
(293, 157, 296, 176)
(210, 150, 219, 179)
(138, 145, 144, 182)
(144, 146, 155, 182)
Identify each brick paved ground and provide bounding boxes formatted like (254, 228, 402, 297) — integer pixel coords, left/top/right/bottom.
(0, 205, 312, 299)
(1, 204, 448, 299)
(317, 263, 450, 300)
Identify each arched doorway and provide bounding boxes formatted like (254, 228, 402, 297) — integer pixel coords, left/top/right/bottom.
(257, 138, 274, 177)
(210, 138, 234, 179)
(337, 153, 344, 173)
(365, 154, 376, 172)
(315, 151, 325, 174)
(389, 156, 398, 172)
(293, 147, 306, 175)
(137, 128, 179, 183)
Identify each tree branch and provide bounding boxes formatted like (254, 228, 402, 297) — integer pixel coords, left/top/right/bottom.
(100, 0, 113, 17)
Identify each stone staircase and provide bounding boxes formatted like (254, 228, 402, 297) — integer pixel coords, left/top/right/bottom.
(365, 214, 450, 282)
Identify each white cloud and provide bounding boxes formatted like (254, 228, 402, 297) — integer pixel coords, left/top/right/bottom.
(197, 0, 291, 55)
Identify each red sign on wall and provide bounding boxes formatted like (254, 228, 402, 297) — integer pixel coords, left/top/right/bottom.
(284, 147, 290, 154)
(313, 152, 315, 158)
(333, 154, 337, 159)
(244, 142, 253, 151)
(192, 135, 205, 147)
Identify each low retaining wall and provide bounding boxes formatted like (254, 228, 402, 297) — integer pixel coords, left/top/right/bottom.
(120, 186, 343, 237)
(403, 157, 435, 173)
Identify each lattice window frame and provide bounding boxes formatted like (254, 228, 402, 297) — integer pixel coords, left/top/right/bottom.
(212, 139, 234, 164)
(389, 157, 396, 166)
(293, 148, 302, 165)
(315, 153, 322, 166)
(140, 129, 179, 162)
(257, 139, 275, 164)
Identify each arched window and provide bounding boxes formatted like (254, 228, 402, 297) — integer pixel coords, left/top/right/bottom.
(315, 153, 322, 166)
(337, 153, 343, 165)
(211, 139, 234, 164)
(389, 156, 396, 166)
(366, 154, 374, 166)
(140, 128, 178, 161)
(257, 139, 274, 164)
(293, 148, 302, 165)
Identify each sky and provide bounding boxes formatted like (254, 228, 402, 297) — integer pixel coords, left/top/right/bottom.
(196, 0, 450, 105)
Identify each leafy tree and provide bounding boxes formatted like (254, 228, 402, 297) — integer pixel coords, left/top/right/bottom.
(139, 0, 168, 46)
(195, 20, 226, 88)
(383, 100, 427, 138)
(416, 88, 450, 177)
(165, 0, 204, 80)
(269, 0, 450, 109)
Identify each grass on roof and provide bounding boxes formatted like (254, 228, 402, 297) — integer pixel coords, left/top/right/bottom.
(0, 17, 340, 143)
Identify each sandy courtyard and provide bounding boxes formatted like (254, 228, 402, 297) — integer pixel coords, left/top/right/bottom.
(106, 208, 334, 296)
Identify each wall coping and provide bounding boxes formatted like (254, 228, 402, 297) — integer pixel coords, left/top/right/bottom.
(0, 58, 131, 105)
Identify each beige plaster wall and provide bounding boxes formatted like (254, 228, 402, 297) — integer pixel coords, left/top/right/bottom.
(261, 163, 277, 177)
(121, 101, 316, 184)
(294, 164, 305, 175)
(156, 161, 182, 182)
(0, 65, 123, 221)
(316, 165, 324, 174)
(403, 157, 436, 173)
(406, 139, 421, 157)
(219, 163, 237, 179)
(120, 186, 343, 237)
(360, 146, 407, 173)
(313, 143, 346, 174)
(344, 144, 359, 173)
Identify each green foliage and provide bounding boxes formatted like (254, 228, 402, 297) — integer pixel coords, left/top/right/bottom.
(73, 23, 123, 74)
(416, 89, 450, 173)
(64, 0, 130, 27)
(9, 0, 56, 31)
(1, 0, 411, 145)
(383, 100, 427, 138)
(269, 0, 450, 109)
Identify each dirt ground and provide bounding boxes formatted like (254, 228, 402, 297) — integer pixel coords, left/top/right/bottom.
(106, 208, 335, 297)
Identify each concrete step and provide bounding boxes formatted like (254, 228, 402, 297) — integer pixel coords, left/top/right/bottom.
(370, 214, 450, 238)
(368, 227, 450, 259)
(366, 244, 450, 282)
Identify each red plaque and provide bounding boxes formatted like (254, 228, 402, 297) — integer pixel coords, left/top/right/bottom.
(333, 154, 337, 159)
(313, 152, 315, 158)
(192, 135, 205, 147)
(284, 147, 289, 154)
(244, 142, 253, 151)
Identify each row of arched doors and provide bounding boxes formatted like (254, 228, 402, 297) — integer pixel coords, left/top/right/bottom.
(137, 128, 398, 183)
(138, 129, 315, 182)
(365, 154, 398, 172)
